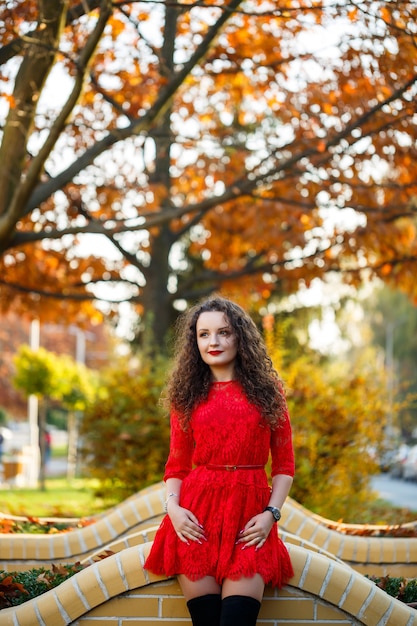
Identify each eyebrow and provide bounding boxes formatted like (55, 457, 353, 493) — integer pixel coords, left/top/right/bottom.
(197, 325, 231, 332)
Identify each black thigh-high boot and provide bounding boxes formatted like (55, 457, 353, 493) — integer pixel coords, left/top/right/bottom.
(220, 595, 261, 626)
(186, 594, 222, 626)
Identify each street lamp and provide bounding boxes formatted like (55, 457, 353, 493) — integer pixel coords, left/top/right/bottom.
(27, 319, 40, 487)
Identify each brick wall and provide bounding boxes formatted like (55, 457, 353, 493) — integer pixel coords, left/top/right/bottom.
(1, 483, 416, 625)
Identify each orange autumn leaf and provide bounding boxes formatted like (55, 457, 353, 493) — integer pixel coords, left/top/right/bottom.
(0, 0, 416, 344)
(52, 563, 72, 576)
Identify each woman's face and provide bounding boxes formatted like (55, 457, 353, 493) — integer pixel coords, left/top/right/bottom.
(196, 310, 238, 376)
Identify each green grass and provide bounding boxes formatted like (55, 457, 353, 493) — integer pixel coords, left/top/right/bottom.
(51, 445, 68, 459)
(0, 477, 116, 519)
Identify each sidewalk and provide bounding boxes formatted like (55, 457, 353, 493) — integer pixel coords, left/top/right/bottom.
(47, 457, 68, 477)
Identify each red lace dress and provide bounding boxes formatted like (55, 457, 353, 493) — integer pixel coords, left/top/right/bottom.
(144, 380, 295, 588)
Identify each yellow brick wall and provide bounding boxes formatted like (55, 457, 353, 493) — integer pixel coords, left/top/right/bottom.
(1, 485, 416, 578)
(1, 484, 417, 625)
(1, 543, 416, 625)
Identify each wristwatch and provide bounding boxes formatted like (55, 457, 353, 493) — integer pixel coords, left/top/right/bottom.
(264, 506, 281, 522)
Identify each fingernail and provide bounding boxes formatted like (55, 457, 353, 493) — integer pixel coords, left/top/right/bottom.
(235, 540, 241, 545)
(241, 545, 247, 551)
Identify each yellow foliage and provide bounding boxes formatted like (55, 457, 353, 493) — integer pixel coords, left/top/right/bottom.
(267, 322, 391, 521)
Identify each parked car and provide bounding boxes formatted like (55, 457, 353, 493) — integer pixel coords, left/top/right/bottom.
(389, 444, 410, 478)
(402, 444, 417, 481)
(379, 448, 397, 473)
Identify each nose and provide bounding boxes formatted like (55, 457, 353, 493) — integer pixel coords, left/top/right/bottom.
(209, 334, 219, 346)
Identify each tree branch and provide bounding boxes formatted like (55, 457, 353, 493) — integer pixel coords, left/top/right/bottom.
(25, 0, 245, 213)
(17, 0, 114, 217)
(0, 278, 143, 304)
(0, 0, 68, 236)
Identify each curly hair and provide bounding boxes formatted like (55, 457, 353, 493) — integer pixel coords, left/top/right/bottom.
(165, 296, 287, 430)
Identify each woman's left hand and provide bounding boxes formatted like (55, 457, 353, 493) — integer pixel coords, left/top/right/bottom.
(236, 512, 275, 551)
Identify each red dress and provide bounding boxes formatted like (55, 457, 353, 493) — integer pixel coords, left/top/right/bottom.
(144, 380, 295, 588)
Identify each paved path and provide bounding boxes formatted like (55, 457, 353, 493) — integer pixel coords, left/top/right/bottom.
(47, 457, 68, 477)
(371, 473, 417, 512)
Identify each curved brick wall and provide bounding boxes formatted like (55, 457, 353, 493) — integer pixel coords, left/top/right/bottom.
(1, 542, 416, 626)
(1, 484, 416, 578)
(281, 498, 417, 578)
(1, 483, 417, 625)
(0, 483, 164, 572)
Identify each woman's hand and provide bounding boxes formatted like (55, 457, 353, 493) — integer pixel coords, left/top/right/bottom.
(236, 512, 275, 551)
(167, 502, 207, 545)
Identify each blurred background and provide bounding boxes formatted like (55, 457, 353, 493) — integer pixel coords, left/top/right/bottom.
(1, 0, 416, 521)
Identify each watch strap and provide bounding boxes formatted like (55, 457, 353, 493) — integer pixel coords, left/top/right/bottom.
(264, 506, 281, 522)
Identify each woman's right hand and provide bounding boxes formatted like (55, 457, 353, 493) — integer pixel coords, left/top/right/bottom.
(167, 502, 207, 545)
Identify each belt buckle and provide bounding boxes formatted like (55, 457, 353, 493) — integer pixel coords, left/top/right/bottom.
(225, 465, 237, 471)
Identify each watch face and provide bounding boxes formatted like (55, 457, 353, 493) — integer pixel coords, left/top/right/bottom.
(272, 508, 281, 521)
(266, 506, 281, 521)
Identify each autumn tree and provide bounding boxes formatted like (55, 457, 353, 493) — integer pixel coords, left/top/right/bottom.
(13, 345, 97, 489)
(0, 311, 112, 421)
(1, 1, 417, 344)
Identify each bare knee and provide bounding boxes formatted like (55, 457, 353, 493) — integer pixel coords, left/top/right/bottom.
(222, 574, 265, 602)
(178, 575, 221, 601)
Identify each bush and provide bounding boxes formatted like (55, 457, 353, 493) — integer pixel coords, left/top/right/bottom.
(0, 550, 114, 609)
(0, 563, 85, 609)
(264, 318, 396, 522)
(80, 351, 170, 500)
(368, 575, 417, 606)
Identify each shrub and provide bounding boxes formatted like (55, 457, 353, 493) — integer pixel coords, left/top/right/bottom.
(80, 351, 169, 500)
(0, 551, 114, 609)
(0, 563, 85, 609)
(368, 575, 417, 606)
(264, 318, 397, 522)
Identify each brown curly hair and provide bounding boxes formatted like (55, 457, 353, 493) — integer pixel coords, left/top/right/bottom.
(165, 296, 287, 430)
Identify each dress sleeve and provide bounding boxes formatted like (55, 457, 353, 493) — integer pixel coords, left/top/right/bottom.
(270, 403, 295, 477)
(163, 409, 194, 481)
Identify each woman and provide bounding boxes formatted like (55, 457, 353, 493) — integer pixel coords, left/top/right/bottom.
(144, 296, 294, 626)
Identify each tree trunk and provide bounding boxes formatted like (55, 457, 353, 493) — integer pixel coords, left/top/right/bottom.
(67, 410, 79, 481)
(0, 0, 67, 242)
(139, 2, 180, 348)
(38, 401, 48, 491)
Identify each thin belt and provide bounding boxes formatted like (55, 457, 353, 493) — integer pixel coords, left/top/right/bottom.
(204, 464, 264, 471)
